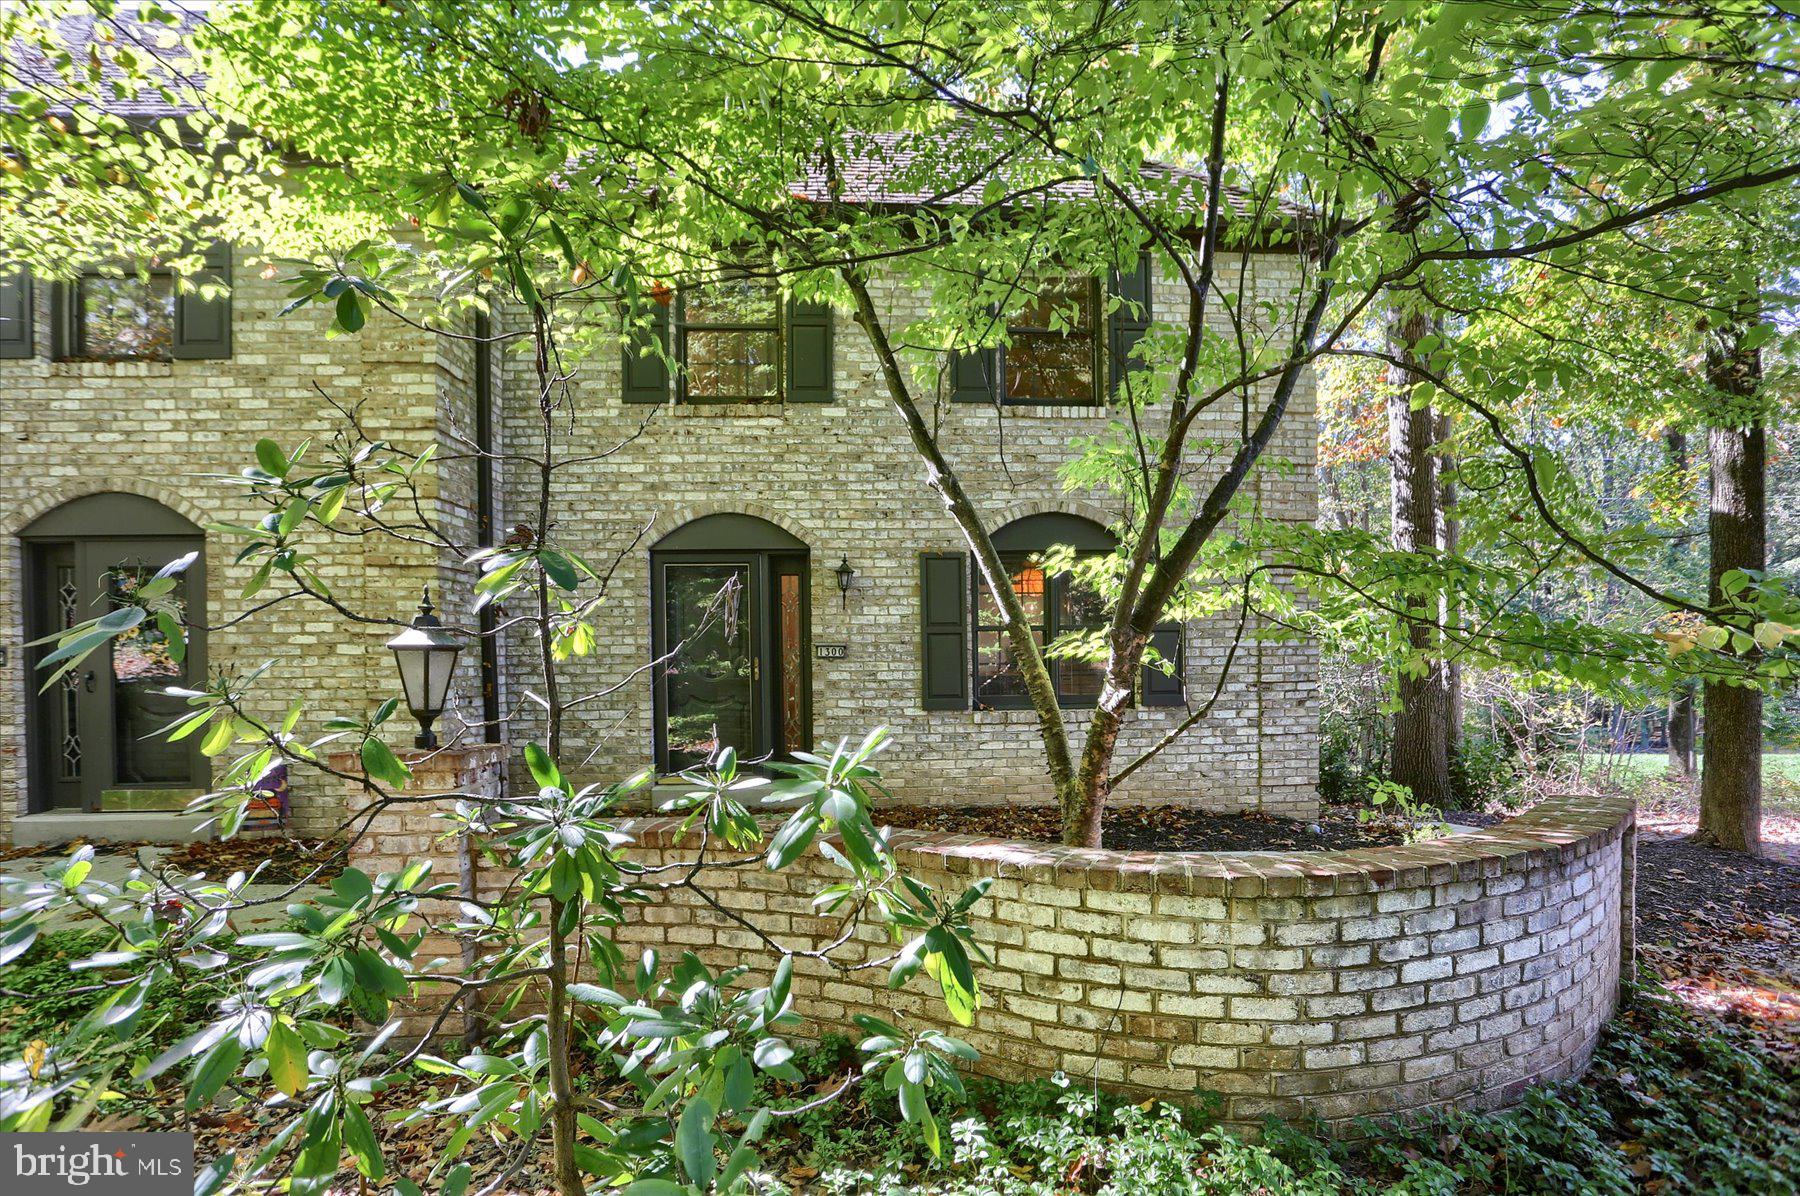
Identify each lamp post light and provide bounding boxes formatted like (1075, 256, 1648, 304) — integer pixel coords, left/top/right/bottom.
(834, 556, 856, 610)
(386, 587, 463, 748)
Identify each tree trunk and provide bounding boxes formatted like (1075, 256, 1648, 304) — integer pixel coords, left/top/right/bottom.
(1664, 429, 1697, 778)
(1435, 406, 1462, 774)
(1695, 407, 1765, 853)
(1387, 302, 1455, 808)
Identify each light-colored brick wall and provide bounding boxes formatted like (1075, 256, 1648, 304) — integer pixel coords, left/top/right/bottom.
(605, 792, 1631, 1130)
(3, 246, 1320, 843)
(496, 253, 1320, 814)
(0, 251, 483, 841)
(338, 754, 1629, 1130)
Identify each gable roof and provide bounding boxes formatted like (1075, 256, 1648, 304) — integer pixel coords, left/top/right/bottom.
(5, 8, 204, 121)
(791, 126, 1305, 229)
(9, 14, 1310, 240)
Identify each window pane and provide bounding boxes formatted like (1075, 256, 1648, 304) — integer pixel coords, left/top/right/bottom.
(1006, 276, 1094, 403)
(1014, 276, 1093, 331)
(663, 563, 753, 771)
(1059, 576, 1107, 626)
(685, 277, 778, 325)
(107, 559, 191, 785)
(1055, 575, 1108, 700)
(1058, 657, 1107, 699)
(977, 627, 1044, 703)
(1007, 331, 1093, 402)
(977, 562, 1046, 624)
(77, 274, 174, 360)
(685, 328, 779, 399)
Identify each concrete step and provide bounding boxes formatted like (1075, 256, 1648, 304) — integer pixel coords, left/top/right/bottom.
(9, 810, 216, 847)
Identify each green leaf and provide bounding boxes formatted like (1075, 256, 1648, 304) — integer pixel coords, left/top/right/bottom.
(278, 496, 311, 537)
(442, 1162, 473, 1196)
(318, 955, 354, 1005)
(336, 288, 366, 332)
(619, 1182, 686, 1196)
(187, 1035, 245, 1112)
(677, 1096, 717, 1188)
(361, 736, 412, 789)
(898, 1079, 927, 1123)
(255, 438, 289, 477)
(524, 741, 564, 792)
(200, 715, 239, 758)
(540, 549, 581, 591)
(342, 1100, 384, 1180)
(315, 484, 347, 525)
(264, 1019, 308, 1097)
(193, 1153, 235, 1196)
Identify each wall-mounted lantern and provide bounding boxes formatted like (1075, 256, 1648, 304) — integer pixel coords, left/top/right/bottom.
(834, 556, 856, 610)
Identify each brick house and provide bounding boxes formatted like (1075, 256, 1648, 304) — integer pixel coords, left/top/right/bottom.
(0, 104, 1319, 848)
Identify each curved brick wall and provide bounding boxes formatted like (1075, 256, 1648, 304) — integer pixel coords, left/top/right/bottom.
(613, 793, 1634, 1130)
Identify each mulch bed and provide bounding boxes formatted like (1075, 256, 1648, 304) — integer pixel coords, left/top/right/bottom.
(874, 803, 1423, 852)
(1634, 829, 1800, 1064)
(0, 836, 345, 885)
(161, 835, 346, 885)
(0, 838, 149, 865)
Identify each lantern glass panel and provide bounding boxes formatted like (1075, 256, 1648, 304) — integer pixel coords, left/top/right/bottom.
(425, 646, 457, 713)
(395, 646, 430, 713)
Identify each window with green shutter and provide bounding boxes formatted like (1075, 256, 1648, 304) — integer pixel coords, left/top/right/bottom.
(51, 244, 232, 362)
(626, 271, 833, 405)
(918, 511, 1184, 711)
(950, 257, 1151, 407)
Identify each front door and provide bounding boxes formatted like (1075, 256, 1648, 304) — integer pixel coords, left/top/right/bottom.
(652, 552, 809, 773)
(26, 538, 208, 812)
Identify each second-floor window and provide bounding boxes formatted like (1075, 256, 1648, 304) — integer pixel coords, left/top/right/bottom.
(622, 272, 833, 406)
(42, 245, 232, 363)
(1001, 275, 1100, 405)
(679, 276, 781, 402)
(948, 256, 1149, 408)
(66, 269, 176, 361)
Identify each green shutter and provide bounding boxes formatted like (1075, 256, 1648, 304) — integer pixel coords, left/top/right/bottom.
(172, 243, 232, 359)
(0, 270, 31, 358)
(920, 553, 970, 710)
(1108, 253, 1151, 398)
(1142, 624, 1184, 706)
(623, 298, 671, 403)
(785, 298, 832, 402)
(949, 347, 996, 403)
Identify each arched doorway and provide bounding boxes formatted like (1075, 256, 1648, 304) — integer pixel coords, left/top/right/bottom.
(650, 514, 810, 772)
(21, 493, 208, 812)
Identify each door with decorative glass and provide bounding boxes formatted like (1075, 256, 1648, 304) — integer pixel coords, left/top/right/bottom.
(24, 522, 208, 812)
(650, 545, 810, 774)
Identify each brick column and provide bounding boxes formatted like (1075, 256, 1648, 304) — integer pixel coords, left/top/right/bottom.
(333, 742, 507, 1040)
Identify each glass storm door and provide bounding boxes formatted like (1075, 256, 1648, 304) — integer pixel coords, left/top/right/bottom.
(659, 560, 757, 772)
(27, 538, 207, 811)
(652, 553, 810, 773)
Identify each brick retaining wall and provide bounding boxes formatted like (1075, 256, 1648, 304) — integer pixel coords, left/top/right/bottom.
(344, 754, 1632, 1131)
(613, 793, 1633, 1130)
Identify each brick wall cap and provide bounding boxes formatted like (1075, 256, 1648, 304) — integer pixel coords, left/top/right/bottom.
(327, 742, 510, 775)
(615, 792, 1633, 896)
